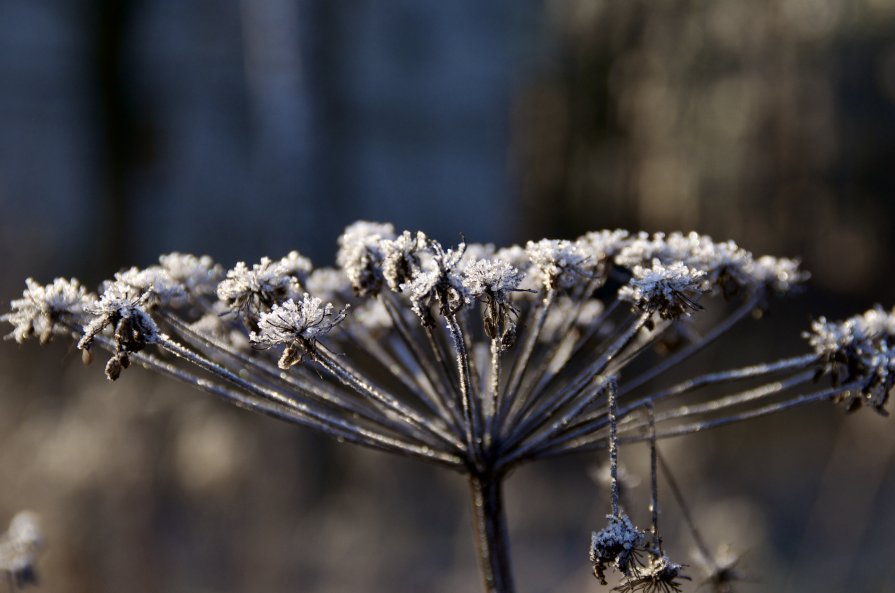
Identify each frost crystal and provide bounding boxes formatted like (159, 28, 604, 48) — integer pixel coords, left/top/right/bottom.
(158, 252, 223, 296)
(577, 229, 632, 262)
(590, 513, 649, 585)
(619, 260, 709, 319)
(78, 282, 159, 380)
(3, 278, 92, 344)
(525, 239, 592, 291)
(336, 221, 396, 296)
(250, 295, 349, 369)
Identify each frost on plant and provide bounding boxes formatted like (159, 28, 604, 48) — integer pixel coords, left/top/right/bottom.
(3, 221, 892, 593)
(0, 512, 44, 588)
(250, 295, 349, 369)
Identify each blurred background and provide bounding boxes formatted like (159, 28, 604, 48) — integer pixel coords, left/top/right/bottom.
(1, 0, 894, 591)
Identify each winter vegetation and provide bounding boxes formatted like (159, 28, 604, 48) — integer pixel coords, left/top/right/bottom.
(3, 222, 893, 593)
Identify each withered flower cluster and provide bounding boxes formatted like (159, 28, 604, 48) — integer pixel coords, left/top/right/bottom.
(4, 223, 892, 593)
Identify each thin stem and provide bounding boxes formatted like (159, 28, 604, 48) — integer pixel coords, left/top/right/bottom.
(619, 295, 761, 396)
(608, 380, 620, 518)
(446, 314, 481, 459)
(469, 473, 515, 593)
(648, 403, 660, 551)
(656, 449, 713, 566)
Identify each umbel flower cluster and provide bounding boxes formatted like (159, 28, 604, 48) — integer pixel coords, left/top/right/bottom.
(4, 222, 893, 593)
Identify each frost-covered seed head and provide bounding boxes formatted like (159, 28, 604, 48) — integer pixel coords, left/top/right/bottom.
(615, 554, 689, 593)
(381, 230, 429, 292)
(805, 306, 895, 414)
(461, 259, 524, 303)
(526, 239, 593, 291)
(158, 252, 223, 297)
(590, 512, 649, 585)
(217, 254, 306, 320)
(747, 256, 808, 294)
(619, 260, 710, 319)
(336, 221, 396, 296)
(250, 295, 349, 369)
(77, 282, 159, 380)
(112, 266, 188, 307)
(402, 240, 469, 326)
(3, 278, 92, 344)
(577, 229, 632, 262)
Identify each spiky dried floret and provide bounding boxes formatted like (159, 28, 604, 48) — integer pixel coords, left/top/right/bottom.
(619, 260, 710, 319)
(216, 254, 306, 319)
(615, 232, 808, 297)
(748, 256, 808, 294)
(78, 282, 159, 380)
(0, 511, 44, 589)
(3, 278, 93, 344)
(461, 258, 525, 347)
(614, 554, 689, 593)
(526, 239, 593, 291)
(250, 295, 349, 369)
(461, 259, 524, 303)
(805, 306, 895, 414)
(402, 240, 469, 326)
(591, 512, 649, 585)
(578, 229, 633, 264)
(111, 266, 188, 307)
(381, 230, 429, 292)
(336, 221, 396, 296)
(158, 252, 223, 296)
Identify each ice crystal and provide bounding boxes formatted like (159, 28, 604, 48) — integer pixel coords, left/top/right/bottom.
(111, 266, 187, 307)
(2, 278, 92, 344)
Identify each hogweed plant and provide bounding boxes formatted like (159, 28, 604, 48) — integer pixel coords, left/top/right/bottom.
(4, 222, 894, 592)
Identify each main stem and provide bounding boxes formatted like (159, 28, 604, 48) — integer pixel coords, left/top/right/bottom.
(469, 472, 515, 593)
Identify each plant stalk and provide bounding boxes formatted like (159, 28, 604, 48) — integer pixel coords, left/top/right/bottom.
(469, 472, 515, 593)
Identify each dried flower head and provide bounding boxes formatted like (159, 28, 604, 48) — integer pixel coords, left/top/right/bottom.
(78, 283, 159, 380)
(525, 239, 593, 291)
(619, 260, 709, 319)
(216, 253, 309, 321)
(2, 278, 92, 344)
(614, 554, 689, 593)
(250, 294, 349, 369)
(805, 306, 895, 414)
(158, 252, 224, 296)
(591, 512, 649, 585)
(336, 221, 396, 296)
(381, 230, 429, 292)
